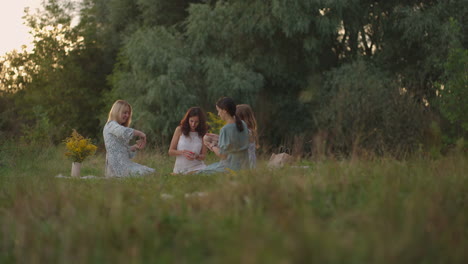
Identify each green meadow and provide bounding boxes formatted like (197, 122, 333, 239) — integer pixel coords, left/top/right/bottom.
(0, 144, 467, 263)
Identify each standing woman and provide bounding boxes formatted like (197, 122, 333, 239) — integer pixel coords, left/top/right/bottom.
(103, 100, 155, 177)
(169, 107, 208, 174)
(200, 97, 249, 174)
(236, 104, 259, 169)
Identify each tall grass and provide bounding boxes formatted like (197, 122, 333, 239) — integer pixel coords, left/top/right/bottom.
(0, 143, 467, 263)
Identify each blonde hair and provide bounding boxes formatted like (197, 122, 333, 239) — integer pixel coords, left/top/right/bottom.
(107, 100, 132, 127)
(236, 104, 258, 148)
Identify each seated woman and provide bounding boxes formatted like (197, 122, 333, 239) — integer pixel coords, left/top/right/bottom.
(236, 104, 259, 169)
(103, 100, 155, 177)
(198, 97, 249, 174)
(168, 107, 208, 174)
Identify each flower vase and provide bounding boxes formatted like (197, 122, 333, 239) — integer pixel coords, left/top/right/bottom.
(71, 162, 81, 177)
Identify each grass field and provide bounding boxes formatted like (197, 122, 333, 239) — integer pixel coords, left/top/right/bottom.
(0, 143, 467, 263)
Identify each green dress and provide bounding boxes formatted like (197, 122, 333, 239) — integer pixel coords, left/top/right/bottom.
(199, 121, 250, 174)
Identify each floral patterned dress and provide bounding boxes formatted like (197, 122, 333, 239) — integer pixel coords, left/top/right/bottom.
(103, 121, 155, 177)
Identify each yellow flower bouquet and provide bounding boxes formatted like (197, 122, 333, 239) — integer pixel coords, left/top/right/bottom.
(207, 112, 225, 134)
(64, 129, 97, 163)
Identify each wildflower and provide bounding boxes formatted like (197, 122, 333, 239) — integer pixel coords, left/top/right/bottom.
(207, 112, 225, 134)
(63, 129, 97, 163)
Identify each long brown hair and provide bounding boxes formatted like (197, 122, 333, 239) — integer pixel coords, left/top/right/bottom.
(216, 97, 244, 132)
(107, 100, 132, 127)
(179, 107, 208, 137)
(236, 104, 258, 147)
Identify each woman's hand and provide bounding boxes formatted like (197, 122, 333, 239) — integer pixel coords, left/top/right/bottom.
(203, 133, 219, 150)
(206, 142, 215, 152)
(130, 144, 139, 152)
(133, 129, 147, 150)
(182, 150, 196, 160)
(136, 139, 146, 149)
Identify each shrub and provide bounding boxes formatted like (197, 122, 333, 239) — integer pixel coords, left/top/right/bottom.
(206, 112, 225, 134)
(318, 60, 425, 157)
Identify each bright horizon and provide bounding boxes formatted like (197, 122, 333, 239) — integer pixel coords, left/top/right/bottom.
(0, 0, 43, 56)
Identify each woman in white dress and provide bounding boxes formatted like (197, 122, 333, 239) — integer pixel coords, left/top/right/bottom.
(169, 107, 208, 174)
(103, 100, 155, 177)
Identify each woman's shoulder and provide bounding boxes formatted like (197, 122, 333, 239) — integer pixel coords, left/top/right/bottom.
(105, 120, 131, 131)
(226, 121, 248, 131)
(172, 126, 183, 138)
(241, 120, 248, 129)
(220, 123, 233, 133)
(106, 120, 126, 127)
(222, 122, 237, 129)
(104, 120, 117, 128)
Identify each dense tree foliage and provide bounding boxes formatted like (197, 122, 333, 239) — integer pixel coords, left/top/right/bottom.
(436, 19, 468, 136)
(0, 0, 466, 156)
(1, 0, 113, 143)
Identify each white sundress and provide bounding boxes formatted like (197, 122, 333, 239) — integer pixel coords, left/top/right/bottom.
(173, 132, 206, 174)
(103, 121, 155, 177)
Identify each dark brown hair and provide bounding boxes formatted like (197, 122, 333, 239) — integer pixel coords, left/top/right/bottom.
(179, 107, 208, 137)
(216, 97, 244, 132)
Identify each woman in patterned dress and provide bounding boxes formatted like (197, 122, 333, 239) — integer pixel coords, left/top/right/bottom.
(103, 100, 155, 177)
(168, 107, 208, 174)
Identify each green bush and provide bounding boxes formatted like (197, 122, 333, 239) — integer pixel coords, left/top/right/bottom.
(436, 19, 468, 133)
(318, 60, 426, 157)
(19, 107, 54, 147)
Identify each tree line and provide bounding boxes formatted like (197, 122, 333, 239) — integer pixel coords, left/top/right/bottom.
(0, 0, 466, 157)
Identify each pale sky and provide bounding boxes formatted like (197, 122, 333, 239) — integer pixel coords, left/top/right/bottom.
(0, 0, 43, 56)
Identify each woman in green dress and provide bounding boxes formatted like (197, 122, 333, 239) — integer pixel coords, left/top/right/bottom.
(199, 97, 250, 174)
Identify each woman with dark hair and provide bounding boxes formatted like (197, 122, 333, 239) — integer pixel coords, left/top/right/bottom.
(169, 107, 208, 174)
(199, 97, 250, 174)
